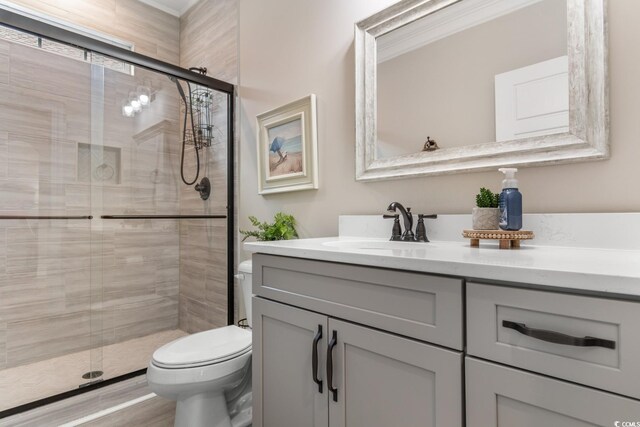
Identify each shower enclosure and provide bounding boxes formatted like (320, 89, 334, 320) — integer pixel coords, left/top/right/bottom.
(0, 6, 235, 416)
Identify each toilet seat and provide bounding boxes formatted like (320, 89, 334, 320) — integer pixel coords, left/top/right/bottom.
(147, 348, 251, 400)
(152, 325, 252, 369)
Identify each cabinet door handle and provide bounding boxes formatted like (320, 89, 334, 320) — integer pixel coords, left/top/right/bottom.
(327, 330, 338, 402)
(312, 324, 323, 393)
(502, 320, 616, 349)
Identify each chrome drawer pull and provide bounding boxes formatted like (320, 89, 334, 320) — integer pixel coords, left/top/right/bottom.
(502, 320, 616, 349)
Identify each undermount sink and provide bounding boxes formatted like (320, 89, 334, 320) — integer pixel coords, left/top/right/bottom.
(321, 239, 431, 251)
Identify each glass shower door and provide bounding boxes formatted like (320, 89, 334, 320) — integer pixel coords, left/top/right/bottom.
(0, 25, 101, 411)
(93, 58, 185, 383)
(0, 14, 234, 414)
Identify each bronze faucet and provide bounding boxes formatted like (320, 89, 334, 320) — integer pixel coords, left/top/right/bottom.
(385, 202, 437, 242)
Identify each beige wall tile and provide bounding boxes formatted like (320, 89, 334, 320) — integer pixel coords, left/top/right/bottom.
(178, 0, 238, 330)
(8, 137, 77, 183)
(0, 227, 5, 275)
(5, 223, 91, 275)
(6, 310, 92, 366)
(101, 296, 178, 344)
(9, 0, 180, 65)
(180, 0, 238, 83)
(0, 181, 40, 212)
(9, 44, 91, 100)
(0, 322, 6, 370)
(0, 271, 67, 322)
(62, 268, 92, 312)
(0, 132, 7, 179)
(0, 43, 8, 86)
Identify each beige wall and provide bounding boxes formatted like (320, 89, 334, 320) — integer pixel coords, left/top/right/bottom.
(7, 0, 180, 64)
(377, 0, 567, 156)
(238, 0, 640, 254)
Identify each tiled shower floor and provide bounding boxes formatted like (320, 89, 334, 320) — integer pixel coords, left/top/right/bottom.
(0, 329, 187, 412)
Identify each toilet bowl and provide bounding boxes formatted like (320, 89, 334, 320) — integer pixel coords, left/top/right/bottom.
(148, 260, 254, 427)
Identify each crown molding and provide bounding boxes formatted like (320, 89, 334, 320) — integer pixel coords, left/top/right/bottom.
(137, 0, 200, 17)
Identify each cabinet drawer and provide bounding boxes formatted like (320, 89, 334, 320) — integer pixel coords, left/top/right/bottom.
(253, 254, 463, 349)
(466, 357, 640, 427)
(467, 282, 640, 398)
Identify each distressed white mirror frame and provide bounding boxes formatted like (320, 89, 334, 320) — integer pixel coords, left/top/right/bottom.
(355, 0, 608, 181)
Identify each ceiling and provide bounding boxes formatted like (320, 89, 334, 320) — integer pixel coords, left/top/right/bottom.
(137, 0, 200, 17)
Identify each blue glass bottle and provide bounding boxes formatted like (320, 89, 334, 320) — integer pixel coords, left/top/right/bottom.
(498, 168, 523, 231)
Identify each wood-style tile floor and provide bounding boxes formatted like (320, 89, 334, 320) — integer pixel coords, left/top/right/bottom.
(0, 329, 187, 412)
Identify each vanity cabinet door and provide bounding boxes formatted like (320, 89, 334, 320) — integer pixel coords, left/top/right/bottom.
(328, 318, 462, 427)
(466, 357, 640, 427)
(252, 297, 328, 427)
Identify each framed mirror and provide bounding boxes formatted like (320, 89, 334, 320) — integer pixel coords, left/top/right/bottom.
(355, 0, 608, 181)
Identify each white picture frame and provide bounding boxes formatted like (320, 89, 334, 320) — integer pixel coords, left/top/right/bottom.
(256, 94, 318, 194)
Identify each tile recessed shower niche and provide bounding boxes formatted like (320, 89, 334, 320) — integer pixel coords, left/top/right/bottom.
(77, 143, 121, 185)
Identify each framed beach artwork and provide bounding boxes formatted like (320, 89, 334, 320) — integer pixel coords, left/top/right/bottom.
(256, 94, 318, 194)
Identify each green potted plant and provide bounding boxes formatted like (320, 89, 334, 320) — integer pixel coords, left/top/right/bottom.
(473, 188, 500, 230)
(240, 212, 298, 241)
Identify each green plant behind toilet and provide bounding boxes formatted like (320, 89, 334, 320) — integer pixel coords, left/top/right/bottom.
(240, 212, 298, 241)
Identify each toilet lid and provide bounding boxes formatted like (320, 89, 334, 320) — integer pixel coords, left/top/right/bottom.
(152, 325, 252, 369)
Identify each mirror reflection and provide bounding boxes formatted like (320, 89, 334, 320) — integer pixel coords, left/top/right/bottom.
(376, 0, 568, 160)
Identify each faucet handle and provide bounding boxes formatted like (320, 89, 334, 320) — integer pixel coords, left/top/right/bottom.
(418, 214, 437, 219)
(415, 214, 437, 242)
(383, 213, 402, 241)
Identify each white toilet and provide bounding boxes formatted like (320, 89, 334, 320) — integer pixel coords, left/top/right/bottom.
(147, 260, 254, 427)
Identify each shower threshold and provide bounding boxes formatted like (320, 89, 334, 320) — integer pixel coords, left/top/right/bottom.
(0, 329, 187, 413)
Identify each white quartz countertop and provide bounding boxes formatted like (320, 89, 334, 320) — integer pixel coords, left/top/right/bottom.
(244, 237, 640, 297)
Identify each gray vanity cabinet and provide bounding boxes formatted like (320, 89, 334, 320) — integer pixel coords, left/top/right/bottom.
(251, 254, 464, 427)
(251, 252, 640, 426)
(253, 298, 462, 427)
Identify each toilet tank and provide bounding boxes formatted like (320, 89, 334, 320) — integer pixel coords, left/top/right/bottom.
(237, 260, 253, 327)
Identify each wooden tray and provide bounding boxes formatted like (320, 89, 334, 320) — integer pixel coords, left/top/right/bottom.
(462, 229, 534, 249)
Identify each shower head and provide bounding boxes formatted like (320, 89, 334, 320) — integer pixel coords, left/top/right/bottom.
(171, 77, 188, 105)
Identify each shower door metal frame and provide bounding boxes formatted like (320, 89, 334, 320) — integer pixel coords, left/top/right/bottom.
(0, 7, 236, 418)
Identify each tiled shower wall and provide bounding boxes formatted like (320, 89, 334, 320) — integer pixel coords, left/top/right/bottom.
(178, 0, 238, 333)
(6, 0, 180, 65)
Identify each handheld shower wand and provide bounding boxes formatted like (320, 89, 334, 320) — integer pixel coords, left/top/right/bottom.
(171, 67, 211, 200)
